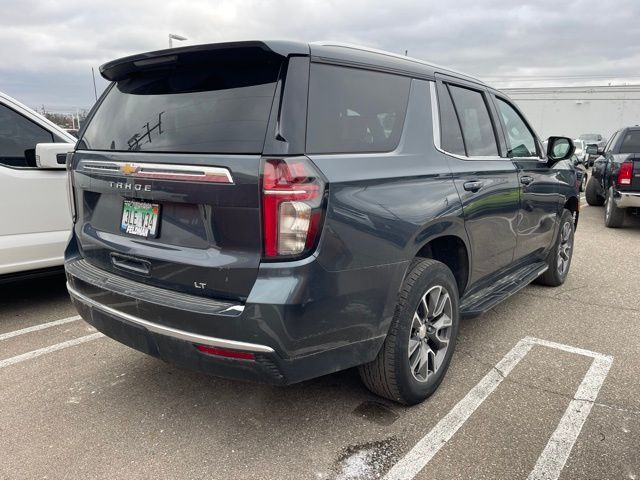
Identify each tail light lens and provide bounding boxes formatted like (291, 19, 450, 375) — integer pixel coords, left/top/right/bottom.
(261, 157, 326, 258)
(618, 161, 633, 186)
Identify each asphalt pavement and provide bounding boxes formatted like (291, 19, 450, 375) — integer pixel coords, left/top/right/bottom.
(1, 197, 639, 480)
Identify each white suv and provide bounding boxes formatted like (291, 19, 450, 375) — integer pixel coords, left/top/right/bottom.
(0, 92, 76, 279)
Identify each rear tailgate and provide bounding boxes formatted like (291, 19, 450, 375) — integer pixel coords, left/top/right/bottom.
(71, 152, 261, 300)
(617, 130, 640, 190)
(70, 43, 290, 301)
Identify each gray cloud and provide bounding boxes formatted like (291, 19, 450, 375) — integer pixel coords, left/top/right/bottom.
(2, 0, 639, 110)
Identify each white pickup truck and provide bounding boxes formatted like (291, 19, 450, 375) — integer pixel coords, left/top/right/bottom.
(0, 92, 77, 280)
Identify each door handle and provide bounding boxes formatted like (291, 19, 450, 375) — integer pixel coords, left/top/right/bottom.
(463, 180, 484, 192)
(520, 175, 534, 185)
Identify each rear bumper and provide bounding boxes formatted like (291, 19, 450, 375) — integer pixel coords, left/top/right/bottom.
(65, 254, 405, 384)
(614, 191, 640, 209)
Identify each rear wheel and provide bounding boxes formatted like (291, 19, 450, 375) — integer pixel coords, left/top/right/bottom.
(585, 177, 604, 206)
(604, 187, 625, 228)
(536, 209, 574, 287)
(358, 259, 459, 405)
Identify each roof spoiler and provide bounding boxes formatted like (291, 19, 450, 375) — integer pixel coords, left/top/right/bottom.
(99, 40, 309, 82)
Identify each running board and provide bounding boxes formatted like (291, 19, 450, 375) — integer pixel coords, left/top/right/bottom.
(460, 262, 548, 318)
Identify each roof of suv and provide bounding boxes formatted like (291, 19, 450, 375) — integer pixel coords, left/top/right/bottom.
(100, 40, 485, 86)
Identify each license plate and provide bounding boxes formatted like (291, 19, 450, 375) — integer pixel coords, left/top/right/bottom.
(120, 200, 160, 238)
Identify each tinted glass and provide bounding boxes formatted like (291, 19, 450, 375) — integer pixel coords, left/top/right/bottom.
(306, 64, 410, 154)
(495, 98, 537, 157)
(79, 61, 281, 153)
(619, 131, 640, 153)
(438, 85, 465, 156)
(448, 85, 498, 157)
(0, 104, 53, 167)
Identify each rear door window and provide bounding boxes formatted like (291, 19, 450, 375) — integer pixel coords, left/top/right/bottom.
(78, 61, 281, 154)
(306, 64, 411, 154)
(437, 84, 466, 156)
(448, 85, 499, 157)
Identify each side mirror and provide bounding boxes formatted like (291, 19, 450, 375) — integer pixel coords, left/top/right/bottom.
(585, 144, 598, 155)
(546, 136, 575, 161)
(35, 143, 74, 169)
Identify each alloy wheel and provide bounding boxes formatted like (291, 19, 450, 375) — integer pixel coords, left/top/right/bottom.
(408, 285, 453, 382)
(556, 220, 573, 277)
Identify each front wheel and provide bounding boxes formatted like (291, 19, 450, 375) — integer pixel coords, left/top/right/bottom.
(536, 209, 574, 287)
(604, 187, 625, 228)
(358, 259, 460, 405)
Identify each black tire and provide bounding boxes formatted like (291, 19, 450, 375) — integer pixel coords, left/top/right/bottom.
(585, 177, 604, 206)
(604, 187, 625, 228)
(358, 258, 460, 405)
(536, 209, 574, 287)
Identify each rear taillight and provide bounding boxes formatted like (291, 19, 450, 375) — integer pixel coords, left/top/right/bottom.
(261, 157, 326, 258)
(618, 161, 633, 186)
(66, 152, 77, 222)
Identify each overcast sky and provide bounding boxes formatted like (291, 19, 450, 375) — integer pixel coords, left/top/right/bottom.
(2, 0, 639, 112)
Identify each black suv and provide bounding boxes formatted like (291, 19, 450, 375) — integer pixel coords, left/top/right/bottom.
(65, 41, 579, 405)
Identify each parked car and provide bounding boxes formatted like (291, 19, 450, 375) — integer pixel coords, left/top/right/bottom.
(585, 126, 640, 227)
(544, 140, 587, 191)
(579, 133, 606, 166)
(572, 154, 588, 192)
(64, 41, 579, 405)
(0, 92, 76, 280)
(572, 139, 589, 166)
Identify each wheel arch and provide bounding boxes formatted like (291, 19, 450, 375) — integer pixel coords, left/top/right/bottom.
(410, 228, 471, 297)
(564, 195, 580, 230)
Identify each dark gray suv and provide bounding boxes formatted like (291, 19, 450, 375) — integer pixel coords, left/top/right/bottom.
(65, 41, 579, 404)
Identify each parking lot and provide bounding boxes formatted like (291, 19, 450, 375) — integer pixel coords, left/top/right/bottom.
(1, 196, 639, 480)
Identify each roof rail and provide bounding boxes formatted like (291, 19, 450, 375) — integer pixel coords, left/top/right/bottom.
(310, 41, 485, 85)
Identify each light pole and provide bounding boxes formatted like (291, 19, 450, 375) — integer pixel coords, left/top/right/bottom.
(168, 33, 187, 48)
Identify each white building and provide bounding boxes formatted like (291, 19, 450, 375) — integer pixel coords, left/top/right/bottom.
(502, 85, 640, 141)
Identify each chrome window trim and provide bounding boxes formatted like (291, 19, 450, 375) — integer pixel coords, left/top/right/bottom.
(429, 81, 504, 162)
(67, 283, 275, 354)
(79, 160, 234, 183)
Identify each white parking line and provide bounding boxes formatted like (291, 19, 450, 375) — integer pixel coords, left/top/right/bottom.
(383, 337, 613, 480)
(0, 315, 81, 341)
(0, 333, 104, 369)
(528, 355, 612, 480)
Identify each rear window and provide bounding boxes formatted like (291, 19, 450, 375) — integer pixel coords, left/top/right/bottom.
(78, 61, 281, 153)
(306, 64, 411, 154)
(619, 131, 640, 154)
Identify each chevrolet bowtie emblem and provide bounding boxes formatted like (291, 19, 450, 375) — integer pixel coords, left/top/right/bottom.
(120, 163, 139, 175)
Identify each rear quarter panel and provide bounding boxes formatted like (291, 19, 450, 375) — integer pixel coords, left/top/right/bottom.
(309, 79, 467, 278)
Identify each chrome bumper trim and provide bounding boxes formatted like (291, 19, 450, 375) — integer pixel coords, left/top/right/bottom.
(67, 283, 274, 353)
(614, 192, 640, 209)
